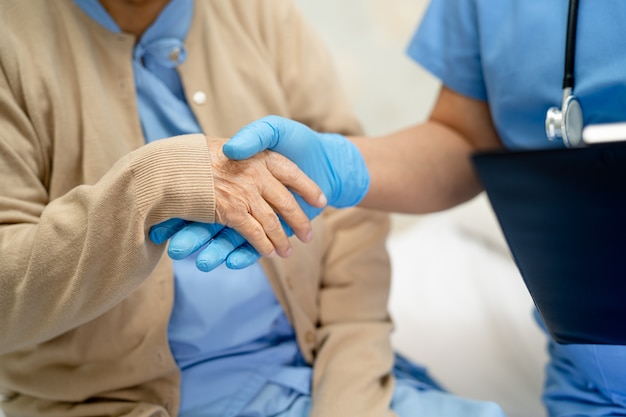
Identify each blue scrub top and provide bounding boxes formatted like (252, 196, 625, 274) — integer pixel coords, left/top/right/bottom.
(408, 0, 626, 150)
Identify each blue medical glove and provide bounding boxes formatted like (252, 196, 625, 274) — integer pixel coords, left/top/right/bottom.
(149, 218, 189, 246)
(149, 219, 260, 270)
(224, 115, 370, 209)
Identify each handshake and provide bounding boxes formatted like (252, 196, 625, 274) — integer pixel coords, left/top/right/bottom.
(149, 116, 370, 272)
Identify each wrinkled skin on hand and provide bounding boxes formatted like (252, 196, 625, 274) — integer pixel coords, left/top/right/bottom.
(208, 139, 321, 256)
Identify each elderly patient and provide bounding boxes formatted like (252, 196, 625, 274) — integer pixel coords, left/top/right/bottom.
(0, 1, 504, 416)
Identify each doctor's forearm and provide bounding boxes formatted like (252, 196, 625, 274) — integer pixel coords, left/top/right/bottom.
(351, 122, 484, 214)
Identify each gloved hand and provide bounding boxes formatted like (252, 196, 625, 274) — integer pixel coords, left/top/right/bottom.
(224, 115, 370, 209)
(150, 218, 258, 270)
(150, 115, 370, 271)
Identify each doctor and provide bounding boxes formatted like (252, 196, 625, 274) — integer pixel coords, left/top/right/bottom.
(169, 1, 626, 416)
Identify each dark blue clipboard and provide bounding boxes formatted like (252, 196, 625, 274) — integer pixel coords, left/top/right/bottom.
(472, 142, 626, 345)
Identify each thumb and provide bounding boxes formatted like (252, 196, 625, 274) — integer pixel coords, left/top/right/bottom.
(223, 115, 285, 160)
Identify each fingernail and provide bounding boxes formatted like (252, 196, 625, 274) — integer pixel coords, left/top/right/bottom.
(304, 230, 313, 243)
(318, 193, 327, 207)
(196, 261, 210, 273)
(267, 250, 277, 258)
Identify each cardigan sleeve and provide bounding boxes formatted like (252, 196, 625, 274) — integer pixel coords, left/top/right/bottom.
(0, 52, 218, 353)
(0, 133, 217, 355)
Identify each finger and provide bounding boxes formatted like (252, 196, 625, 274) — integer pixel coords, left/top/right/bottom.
(223, 117, 281, 160)
(266, 151, 327, 209)
(244, 194, 293, 257)
(149, 218, 188, 244)
(257, 174, 312, 244)
(225, 243, 261, 270)
(196, 227, 246, 272)
(225, 208, 279, 259)
(168, 222, 225, 260)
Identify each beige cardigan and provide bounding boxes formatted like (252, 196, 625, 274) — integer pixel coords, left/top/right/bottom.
(0, 1, 396, 416)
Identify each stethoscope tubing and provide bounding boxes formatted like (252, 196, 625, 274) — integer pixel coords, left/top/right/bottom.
(563, 0, 579, 90)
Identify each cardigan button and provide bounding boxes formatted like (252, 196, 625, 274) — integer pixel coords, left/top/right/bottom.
(192, 91, 207, 105)
(305, 330, 315, 344)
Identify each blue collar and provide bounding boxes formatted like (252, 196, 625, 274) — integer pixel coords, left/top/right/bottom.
(74, 0, 194, 70)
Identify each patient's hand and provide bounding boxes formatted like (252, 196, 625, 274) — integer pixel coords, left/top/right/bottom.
(150, 137, 326, 268)
(208, 138, 325, 257)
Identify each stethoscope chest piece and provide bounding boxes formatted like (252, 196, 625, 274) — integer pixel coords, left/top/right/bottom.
(545, 0, 584, 148)
(545, 90, 583, 147)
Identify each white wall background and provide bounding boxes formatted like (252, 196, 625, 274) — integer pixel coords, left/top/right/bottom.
(294, 1, 549, 417)
(294, 0, 437, 137)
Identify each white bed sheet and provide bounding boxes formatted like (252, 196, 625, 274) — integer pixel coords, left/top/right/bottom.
(388, 195, 548, 417)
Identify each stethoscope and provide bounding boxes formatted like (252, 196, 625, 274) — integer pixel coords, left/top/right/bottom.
(545, 0, 584, 148)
